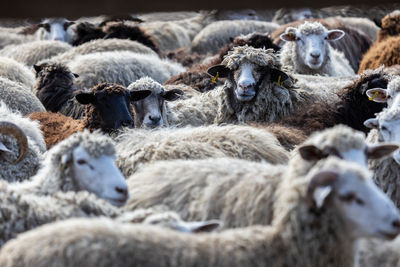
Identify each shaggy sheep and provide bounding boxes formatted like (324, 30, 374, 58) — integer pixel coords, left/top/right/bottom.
(168, 46, 312, 126)
(358, 35, 400, 73)
(0, 103, 45, 182)
(279, 21, 355, 76)
(191, 20, 279, 55)
(0, 56, 35, 88)
(67, 51, 185, 89)
(376, 10, 400, 42)
(334, 16, 379, 41)
(0, 40, 71, 66)
(2, 158, 399, 267)
(0, 31, 36, 50)
(115, 124, 289, 177)
(272, 18, 372, 72)
(123, 125, 397, 227)
(0, 77, 45, 116)
(47, 39, 156, 65)
(127, 77, 184, 128)
(365, 107, 400, 208)
(279, 67, 391, 135)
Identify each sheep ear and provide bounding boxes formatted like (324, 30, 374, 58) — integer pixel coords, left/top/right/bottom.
(73, 73, 79, 78)
(33, 64, 43, 73)
(326, 30, 345, 41)
(207, 65, 230, 78)
(163, 89, 184, 101)
(366, 144, 399, 159)
(0, 141, 12, 153)
(280, 28, 297, 42)
(307, 171, 338, 208)
(75, 92, 96, 104)
(177, 220, 221, 233)
(130, 90, 152, 102)
(298, 145, 325, 161)
(364, 118, 379, 129)
(270, 69, 290, 83)
(366, 88, 388, 103)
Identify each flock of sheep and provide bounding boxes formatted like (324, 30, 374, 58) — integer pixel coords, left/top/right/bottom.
(1, 5, 400, 267)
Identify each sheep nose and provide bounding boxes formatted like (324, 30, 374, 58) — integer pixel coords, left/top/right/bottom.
(310, 52, 320, 59)
(54, 37, 63, 41)
(115, 186, 128, 198)
(392, 219, 400, 231)
(149, 115, 161, 123)
(239, 82, 254, 91)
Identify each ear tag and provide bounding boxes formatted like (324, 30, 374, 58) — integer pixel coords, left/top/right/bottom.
(288, 32, 293, 38)
(368, 91, 379, 101)
(212, 72, 219, 83)
(58, 160, 66, 171)
(277, 75, 282, 86)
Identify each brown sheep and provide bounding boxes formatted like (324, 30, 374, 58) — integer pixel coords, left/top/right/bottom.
(376, 10, 400, 42)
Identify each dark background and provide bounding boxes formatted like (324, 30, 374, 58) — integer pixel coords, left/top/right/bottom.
(2, 0, 397, 19)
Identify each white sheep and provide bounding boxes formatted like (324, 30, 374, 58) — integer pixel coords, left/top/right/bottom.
(334, 16, 379, 41)
(0, 40, 71, 66)
(191, 20, 279, 55)
(46, 38, 157, 65)
(0, 56, 35, 88)
(2, 158, 399, 267)
(365, 107, 400, 208)
(279, 21, 355, 77)
(115, 124, 289, 177)
(123, 125, 397, 228)
(0, 31, 37, 50)
(366, 76, 400, 108)
(0, 77, 45, 115)
(0, 102, 46, 182)
(67, 51, 185, 89)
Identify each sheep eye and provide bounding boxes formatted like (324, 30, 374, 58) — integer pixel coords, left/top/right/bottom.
(381, 126, 389, 132)
(296, 37, 301, 41)
(340, 192, 364, 205)
(77, 159, 87, 165)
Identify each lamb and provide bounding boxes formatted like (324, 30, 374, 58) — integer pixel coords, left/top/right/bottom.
(279, 66, 391, 135)
(0, 40, 71, 66)
(167, 46, 312, 126)
(67, 51, 185, 89)
(279, 21, 355, 76)
(365, 107, 400, 208)
(127, 77, 184, 128)
(2, 158, 399, 267)
(123, 125, 397, 227)
(191, 20, 279, 55)
(115, 124, 289, 177)
(0, 56, 35, 88)
(0, 77, 45, 116)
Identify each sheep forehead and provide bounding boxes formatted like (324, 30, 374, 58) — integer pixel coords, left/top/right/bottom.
(306, 125, 366, 152)
(387, 77, 400, 95)
(222, 45, 280, 70)
(128, 77, 164, 94)
(295, 21, 326, 36)
(40, 63, 72, 76)
(92, 83, 127, 96)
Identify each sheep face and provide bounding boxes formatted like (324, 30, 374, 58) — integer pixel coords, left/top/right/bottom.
(132, 88, 183, 128)
(75, 89, 151, 131)
(364, 108, 400, 164)
(309, 168, 400, 240)
(280, 23, 345, 70)
(39, 18, 75, 43)
(69, 145, 129, 206)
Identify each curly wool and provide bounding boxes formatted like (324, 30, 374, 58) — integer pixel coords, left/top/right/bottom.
(387, 76, 400, 97)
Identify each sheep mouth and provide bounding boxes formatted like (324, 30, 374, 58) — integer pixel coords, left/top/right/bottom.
(236, 90, 255, 101)
(377, 230, 399, 240)
(107, 197, 128, 207)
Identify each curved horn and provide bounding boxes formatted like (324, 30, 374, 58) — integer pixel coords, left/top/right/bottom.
(0, 122, 28, 164)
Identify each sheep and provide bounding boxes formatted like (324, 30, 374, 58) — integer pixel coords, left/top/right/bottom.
(357, 235, 400, 267)
(334, 16, 379, 42)
(167, 46, 312, 126)
(272, 7, 318, 24)
(123, 125, 397, 227)
(376, 10, 400, 42)
(0, 40, 71, 66)
(0, 102, 46, 182)
(366, 76, 400, 108)
(67, 51, 185, 89)
(34, 18, 76, 44)
(2, 158, 399, 267)
(115, 124, 289, 177)
(272, 18, 372, 72)
(279, 66, 391, 135)
(191, 20, 279, 55)
(0, 31, 37, 50)
(0, 77, 45, 116)
(365, 107, 400, 208)
(47, 39, 157, 65)
(0, 56, 35, 88)
(279, 21, 355, 76)
(358, 36, 400, 73)
(127, 77, 184, 128)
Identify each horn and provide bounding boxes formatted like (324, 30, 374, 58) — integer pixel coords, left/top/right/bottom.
(0, 122, 28, 164)
(306, 170, 338, 206)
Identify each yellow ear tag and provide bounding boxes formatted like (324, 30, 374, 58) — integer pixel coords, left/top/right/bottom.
(212, 72, 219, 83)
(277, 75, 282, 86)
(368, 91, 379, 101)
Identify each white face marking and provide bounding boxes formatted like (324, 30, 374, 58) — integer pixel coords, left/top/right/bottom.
(71, 146, 129, 206)
(42, 19, 74, 44)
(235, 62, 256, 102)
(297, 33, 327, 70)
(138, 94, 164, 128)
(334, 174, 400, 239)
(340, 149, 368, 167)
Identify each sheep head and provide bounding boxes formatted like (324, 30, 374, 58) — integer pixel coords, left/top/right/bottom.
(39, 18, 75, 44)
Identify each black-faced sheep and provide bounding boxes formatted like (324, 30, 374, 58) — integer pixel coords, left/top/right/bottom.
(2, 158, 399, 267)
